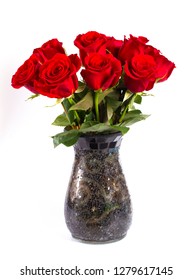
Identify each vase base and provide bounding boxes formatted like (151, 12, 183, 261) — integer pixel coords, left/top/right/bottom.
(71, 234, 127, 244)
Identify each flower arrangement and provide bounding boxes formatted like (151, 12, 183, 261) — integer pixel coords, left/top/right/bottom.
(11, 31, 175, 147)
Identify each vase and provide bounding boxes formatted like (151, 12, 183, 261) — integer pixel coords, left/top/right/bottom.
(64, 132, 132, 243)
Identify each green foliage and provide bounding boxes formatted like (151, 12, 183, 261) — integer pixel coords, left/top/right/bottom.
(51, 86, 151, 147)
(62, 98, 75, 125)
(52, 113, 70, 126)
(120, 110, 150, 126)
(53, 130, 80, 147)
(69, 91, 93, 111)
(52, 122, 130, 148)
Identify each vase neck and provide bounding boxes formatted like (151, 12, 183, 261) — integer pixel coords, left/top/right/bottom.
(74, 132, 122, 152)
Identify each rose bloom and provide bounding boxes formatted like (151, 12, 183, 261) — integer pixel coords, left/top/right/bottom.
(34, 53, 81, 98)
(11, 39, 67, 95)
(118, 35, 150, 64)
(119, 35, 176, 93)
(81, 52, 122, 91)
(33, 38, 66, 63)
(74, 31, 109, 63)
(11, 54, 39, 93)
(106, 37, 123, 58)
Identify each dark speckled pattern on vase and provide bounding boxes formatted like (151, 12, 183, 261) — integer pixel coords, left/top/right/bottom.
(64, 132, 132, 243)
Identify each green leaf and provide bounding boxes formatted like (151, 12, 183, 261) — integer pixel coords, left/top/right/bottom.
(106, 96, 122, 111)
(80, 123, 113, 134)
(80, 121, 99, 131)
(69, 91, 93, 111)
(127, 94, 137, 110)
(52, 114, 70, 126)
(52, 130, 80, 147)
(123, 110, 142, 118)
(62, 99, 75, 124)
(79, 122, 130, 135)
(107, 90, 120, 100)
(84, 111, 95, 122)
(111, 125, 130, 135)
(107, 103, 113, 121)
(76, 81, 86, 93)
(134, 94, 142, 104)
(98, 88, 115, 104)
(121, 112, 150, 126)
(123, 91, 133, 102)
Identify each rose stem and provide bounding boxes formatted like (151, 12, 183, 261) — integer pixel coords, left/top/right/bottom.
(94, 91, 100, 122)
(119, 93, 135, 123)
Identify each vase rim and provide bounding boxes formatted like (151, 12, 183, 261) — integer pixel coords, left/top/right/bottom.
(74, 131, 122, 151)
(79, 131, 122, 138)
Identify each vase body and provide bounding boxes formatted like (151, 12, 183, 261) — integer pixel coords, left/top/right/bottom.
(64, 132, 132, 242)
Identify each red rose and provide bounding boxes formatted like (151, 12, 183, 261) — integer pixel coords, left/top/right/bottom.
(81, 53, 122, 91)
(118, 35, 150, 64)
(11, 54, 38, 93)
(33, 38, 65, 64)
(153, 54, 176, 83)
(124, 54, 157, 92)
(74, 31, 108, 63)
(119, 35, 175, 93)
(106, 37, 123, 58)
(34, 53, 81, 98)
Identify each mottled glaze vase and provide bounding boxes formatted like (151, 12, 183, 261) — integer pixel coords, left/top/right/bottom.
(64, 132, 132, 243)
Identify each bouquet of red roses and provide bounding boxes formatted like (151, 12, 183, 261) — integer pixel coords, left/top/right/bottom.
(11, 31, 175, 146)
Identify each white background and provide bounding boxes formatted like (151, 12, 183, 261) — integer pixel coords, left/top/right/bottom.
(0, 0, 191, 279)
